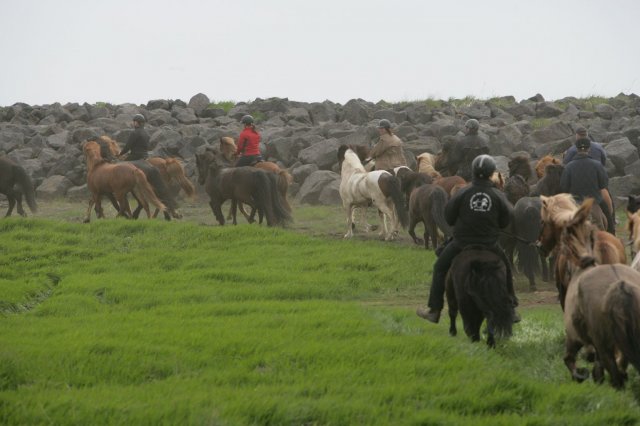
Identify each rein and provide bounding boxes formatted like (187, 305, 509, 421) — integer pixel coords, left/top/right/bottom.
(499, 230, 537, 246)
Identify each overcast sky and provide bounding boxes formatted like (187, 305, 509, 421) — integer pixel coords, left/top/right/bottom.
(1, 0, 638, 107)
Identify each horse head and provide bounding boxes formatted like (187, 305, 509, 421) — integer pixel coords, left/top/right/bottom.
(82, 140, 107, 173)
(561, 198, 598, 269)
(535, 155, 561, 179)
(538, 194, 578, 257)
(627, 211, 640, 253)
(508, 155, 532, 181)
(337, 145, 365, 176)
(195, 150, 221, 185)
(219, 137, 238, 163)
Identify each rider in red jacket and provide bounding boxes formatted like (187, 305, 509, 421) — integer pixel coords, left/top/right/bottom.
(235, 115, 263, 167)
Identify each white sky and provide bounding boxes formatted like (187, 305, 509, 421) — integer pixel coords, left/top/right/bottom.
(1, 0, 638, 107)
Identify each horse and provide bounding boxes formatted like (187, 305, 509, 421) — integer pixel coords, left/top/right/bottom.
(510, 197, 549, 291)
(337, 145, 408, 241)
(532, 163, 563, 196)
(415, 152, 442, 179)
(195, 149, 291, 227)
(95, 137, 180, 220)
(504, 155, 532, 205)
(434, 176, 467, 197)
(0, 156, 37, 217)
(392, 166, 433, 208)
(535, 154, 561, 179)
(627, 195, 640, 214)
(98, 136, 195, 200)
(538, 193, 626, 309)
(556, 198, 640, 388)
(490, 171, 505, 191)
(445, 247, 515, 347)
(219, 137, 293, 214)
(82, 141, 166, 222)
(628, 211, 640, 271)
(407, 184, 451, 250)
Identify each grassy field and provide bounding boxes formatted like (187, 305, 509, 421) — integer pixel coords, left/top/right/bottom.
(1, 199, 639, 425)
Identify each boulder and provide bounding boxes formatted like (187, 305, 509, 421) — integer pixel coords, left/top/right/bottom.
(36, 175, 73, 200)
(46, 131, 70, 150)
(188, 93, 210, 116)
(297, 138, 342, 170)
(609, 175, 640, 200)
(0, 131, 24, 152)
(605, 137, 639, 174)
(149, 128, 183, 153)
(341, 99, 372, 125)
(295, 170, 340, 205)
(594, 103, 616, 120)
(147, 99, 171, 110)
(459, 102, 492, 120)
(291, 163, 319, 184)
(317, 179, 342, 205)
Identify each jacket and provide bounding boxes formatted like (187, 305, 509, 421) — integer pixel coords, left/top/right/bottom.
(445, 178, 512, 245)
(236, 128, 261, 157)
(560, 153, 608, 203)
(369, 133, 407, 171)
(120, 127, 150, 160)
(454, 134, 490, 181)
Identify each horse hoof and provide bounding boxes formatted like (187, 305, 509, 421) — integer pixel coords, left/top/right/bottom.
(573, 368, 589, 382)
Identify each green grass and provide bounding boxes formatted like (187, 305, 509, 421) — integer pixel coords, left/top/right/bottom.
(1, 211, 639, 425)
(530, 117, 553, 130)
(207, 101, 236, 113)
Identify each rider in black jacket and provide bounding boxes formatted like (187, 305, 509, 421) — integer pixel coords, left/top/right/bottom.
(417, 154, 518, 323)
(120, 114, 150, 160)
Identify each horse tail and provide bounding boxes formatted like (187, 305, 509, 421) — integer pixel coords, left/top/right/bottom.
(277, 170, 292, 213)
(379, 174, 409, 229)
(516, 204, 541, 278)
(430, 187, 452, 238)
(468, 259, 513, 338)
(605, 280, 640, 373)
(142, 165, 178, 214)
(166, 158, 196, 199)
(14, 165, 37, 213)
(133, 169, 166, 213)
(251, 171, 278, 226)
(267, 172, 293, 225)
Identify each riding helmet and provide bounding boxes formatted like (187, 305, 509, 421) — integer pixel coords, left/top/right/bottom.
(133, 113, 146, 123)
(241, 114, 254, 125)
(377, 119, 391, 129)
(465, 118, 480, 130)
(472, 154, 497, 179)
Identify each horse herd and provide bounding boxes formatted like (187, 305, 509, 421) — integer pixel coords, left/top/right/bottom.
(3, 139, 640, 388)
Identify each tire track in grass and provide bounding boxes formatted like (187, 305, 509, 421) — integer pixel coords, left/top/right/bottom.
(0, 273, 61, 315)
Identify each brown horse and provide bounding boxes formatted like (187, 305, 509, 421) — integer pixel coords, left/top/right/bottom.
(408, 184, 451, 250)
(504, 155, 532, 205)
(98, 136, 195, 200)
(195, 149, 291, 227)
(434, 176, 467, 197)
(628, 211, 640, 271)
(538, 194, 626, 309)
(82, 141, 166, 222)
(219, 137, 292, 214)
(556, 198, 640, 388)
(445, 247, 515, 347)
(0, 156, 37, 217)
(535, 154, 561, 179)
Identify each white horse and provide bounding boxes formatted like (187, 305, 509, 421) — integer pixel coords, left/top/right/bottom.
(338, 145, 408, 240)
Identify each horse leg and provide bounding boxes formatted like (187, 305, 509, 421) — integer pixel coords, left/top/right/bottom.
(564, 338, 589, 382)
(599, 351, 626, 389)
(15, 191, 26, 217)
(5, 194, 16, 217)
(210, 200, 225, 225)
(84, 196, 97, 223)
(344, 204, 355, 239)
(408, 216, 424, 246)
(445, 285, 458, 337)
(231, 199, 238, 225)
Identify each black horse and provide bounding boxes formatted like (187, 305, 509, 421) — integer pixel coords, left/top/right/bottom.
(195, 149, 291, 227)
(0, 156, 37, 217)
(512, 196, 550, 291)
(408, 184, 451, 250)
(445, 247, 515, 347)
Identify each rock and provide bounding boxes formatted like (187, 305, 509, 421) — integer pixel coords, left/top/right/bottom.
(605, 137, 639, 175)
(147, 99, 171, 110)
(36, 175, 73, 200)
(459, 102, 492, 120)
(609, 175, 640, 200)
(594, 103, 616, 120)
(295, 170, 340, 205)
(188, 93, 210, 116)
(0, 131, 24, 152)
(297, 138, 342, 170)
(46, 131, 70, 150)
(291, 163, 319, 183)
(341, 99, 372, 125)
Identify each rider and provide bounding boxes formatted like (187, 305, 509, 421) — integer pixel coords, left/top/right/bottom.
(235, 114, 263, 167)
(560, 136, 614, 233)
(365, 119, 407, 170)
(453, 119, 490, 181)
(417, 154, 518, 324)
(119, 114, 150, 160)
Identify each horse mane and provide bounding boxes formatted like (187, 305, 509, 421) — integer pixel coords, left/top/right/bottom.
(540, 193, 578, 225)
(535, 155, 561, 179)
(490, 171, 504, 190)
(82, 141, 109, 168)
(628, 211, 640, 253)
(416, 152, 442, 178)
(219, 137, 237, 162)
(97, 136, 121, 156)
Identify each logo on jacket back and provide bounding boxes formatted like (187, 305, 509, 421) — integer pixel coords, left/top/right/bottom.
(470, 192, 492, 212)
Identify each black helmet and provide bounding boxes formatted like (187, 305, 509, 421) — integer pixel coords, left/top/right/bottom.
(133, 113, 146, 123)
(377, 119, 391, 129)
(241, 114, 254, 125)
(575, 137, 591, 151)
(472, 154, 497, 179)
(465, 118, 480, 131)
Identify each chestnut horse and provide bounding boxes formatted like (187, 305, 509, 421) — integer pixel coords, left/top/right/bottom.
(538, 194, 626, 309)
(554, 198, 640, 388)
(98, 136, 195, 200)
(627, 211, 640, 271)
(535, 154, 561, 179)
(0, 156, 37, 217)
(82, 141, 166, 222)
(415, 152, 442, 179)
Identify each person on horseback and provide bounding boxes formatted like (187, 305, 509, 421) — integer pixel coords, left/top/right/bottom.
(119, 114, 150, 161)
(364, 119, 407, 170)
(417, 154, 518, 324)
(560, 135, 615, 234)
(235, 114, 263, 167)
(450, 119, 490, 181)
